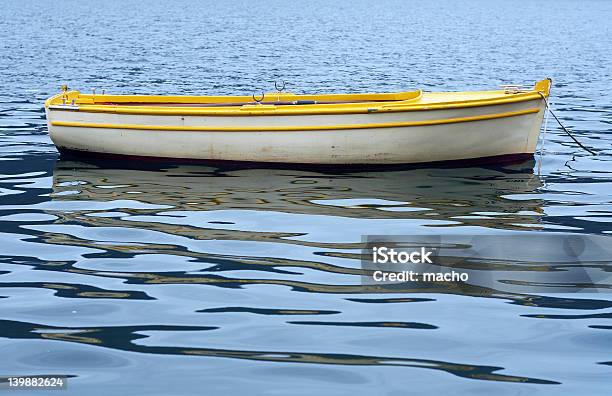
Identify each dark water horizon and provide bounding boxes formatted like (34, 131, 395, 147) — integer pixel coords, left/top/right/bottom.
(1, 0, 611, 394)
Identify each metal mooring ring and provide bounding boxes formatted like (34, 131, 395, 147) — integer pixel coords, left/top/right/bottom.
(252, 92, 265, 103)
(274, 81, 286, 92)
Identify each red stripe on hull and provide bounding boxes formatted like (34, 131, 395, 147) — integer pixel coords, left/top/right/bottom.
(56, 148, 534, 170)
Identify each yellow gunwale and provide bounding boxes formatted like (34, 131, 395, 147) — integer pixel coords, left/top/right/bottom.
(45, 79, 551, 117)
(51, 107, 540, 132)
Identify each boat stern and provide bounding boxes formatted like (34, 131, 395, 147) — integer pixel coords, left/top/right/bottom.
(45, 88, 82, 150)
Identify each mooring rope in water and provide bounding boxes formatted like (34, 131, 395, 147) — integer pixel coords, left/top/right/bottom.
(537, 97, 551, 176)
(538, 92, 597, 155)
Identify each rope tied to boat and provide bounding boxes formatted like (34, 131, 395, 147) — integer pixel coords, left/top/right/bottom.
(537, 98, 551, 176)
(537, 92, 596, 155)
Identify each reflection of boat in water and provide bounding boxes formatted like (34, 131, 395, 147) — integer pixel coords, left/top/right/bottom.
(51, 159, 543, 227)
(47, 160, 610, 301)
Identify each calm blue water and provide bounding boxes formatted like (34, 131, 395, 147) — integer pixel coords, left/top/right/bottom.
(1, 0, 611, 394)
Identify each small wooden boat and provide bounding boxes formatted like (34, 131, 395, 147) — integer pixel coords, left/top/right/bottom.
(45, 79, 551, 165)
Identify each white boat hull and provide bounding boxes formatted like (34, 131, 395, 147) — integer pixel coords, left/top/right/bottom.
(46, 98, 546, 165)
